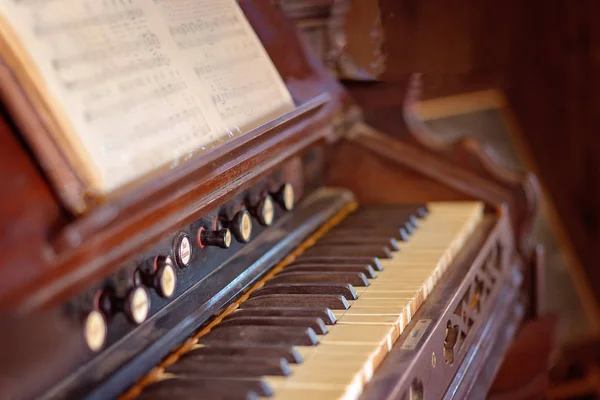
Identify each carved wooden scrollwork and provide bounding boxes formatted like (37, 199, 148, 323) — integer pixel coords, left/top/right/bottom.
(403, 74, 540, 257)
(274, 0, 386, 80)
(443, 239, 508, 363)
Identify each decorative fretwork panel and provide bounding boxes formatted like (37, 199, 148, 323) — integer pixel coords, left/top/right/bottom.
(443, 239, 507, 364)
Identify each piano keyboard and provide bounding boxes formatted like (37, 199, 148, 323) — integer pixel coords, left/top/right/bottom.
(133, 202, 483, 400)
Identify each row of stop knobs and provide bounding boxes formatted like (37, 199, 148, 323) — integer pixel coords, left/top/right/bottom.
(83, 184, 295, 352)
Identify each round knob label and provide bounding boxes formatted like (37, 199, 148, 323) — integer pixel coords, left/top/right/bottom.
(129, 287, 150, 324)
(159, 262, 176, 298)
(84, 310, 107, 352)
(282, 184, 295, 211)
(177, 235, 192, 267)
(240, 212, 252, 242)
(260, 196, 275, 226)
(223, 229, 232, 248)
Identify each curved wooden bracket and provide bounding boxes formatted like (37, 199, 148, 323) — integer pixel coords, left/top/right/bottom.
(339, 74, 540, 258)
(401, 74, 540, 255)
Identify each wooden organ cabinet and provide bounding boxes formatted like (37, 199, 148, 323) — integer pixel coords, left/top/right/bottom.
(0, 1, 542, 399)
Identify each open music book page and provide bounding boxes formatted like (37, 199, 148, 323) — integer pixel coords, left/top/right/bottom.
(0, 0, 294, 206)
(155, 0, 295, 133)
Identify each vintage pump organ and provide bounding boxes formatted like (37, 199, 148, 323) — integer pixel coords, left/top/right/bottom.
(0, 0, 541, 399)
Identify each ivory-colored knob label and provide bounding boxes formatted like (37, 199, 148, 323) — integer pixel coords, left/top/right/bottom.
(160, 263, 176, 298)
(129, 287, 150, 324)
(84, 310, 107, 352)
(240, 212, 252, 241)
(282, 184, 294, 211)
(261, 196, 275, 226)
(224, 229, 232, 247)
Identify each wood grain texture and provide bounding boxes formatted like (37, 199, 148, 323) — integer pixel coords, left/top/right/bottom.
(0, 110, 65, 299)
(343, 0, 600, 312)
(503, 0, 600, 310)
(327, 120, 538, 261)
(0, 1, 348, 309)
(0, 2, 547, 397)
(489, 316, 558, 400)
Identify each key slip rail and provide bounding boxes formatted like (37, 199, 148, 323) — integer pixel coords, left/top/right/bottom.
(123, 201, 488, 400)
(360, 216, 522, 400)
(41, 188, 357, 400)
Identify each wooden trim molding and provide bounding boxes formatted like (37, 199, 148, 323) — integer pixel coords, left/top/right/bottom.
(413, 87, 600, 334)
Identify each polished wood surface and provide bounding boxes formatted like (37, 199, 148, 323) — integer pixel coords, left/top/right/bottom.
(0, 311, 82, 399)
(0, 110, 65, 301)
(327, 113, 538, 262)
(281, 0, 597, 317)
(0, 0, 347, 310)
(330, 0, 600, 308)
(377, 0, 514, 80)
(0, 1, 545, 398)
(503, 1, 600, 308)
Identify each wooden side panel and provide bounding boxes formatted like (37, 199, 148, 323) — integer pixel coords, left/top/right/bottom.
(290, 0, 600, 318)
(504, 0, 600, 306)
(326, 140, 468, 204)
(0, 112, 64, 297)
(341, 79, 539, 258)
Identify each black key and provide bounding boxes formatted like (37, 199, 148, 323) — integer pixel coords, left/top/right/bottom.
(402, 221, 415, 235)
(188, 343, 303, 364)
(339, 209, 417, 222)
(223, 307, 337, 325)
(240, 293, 350, 310)
(350, 206, 426, 230)
(291, 256, 384, 271)
(359, 204, 427, 217)
(363, 203, 426, 208)
(328, 227, 409, 242)
(416, 205, 429, 218)
(218, 316, 328, 335)
(269, 271, 370, 287)
(405, 214, 419, 229)
(363, 205, 428, 219)
(204, 325, 319, 346)
(317, 235, 400, 251)
(141, 377, 261, 400)
(282, 264, 377, 279)
(351, 211, 416, 219)
(303, 245, 392, 259)
(355, 204, 423, 213)
(350, 209, 420, 227)
(167, 355, 291, 377)
(337, 219, 414, 234)
(344, 210, 415, 220)
(250, 283, 357, 300)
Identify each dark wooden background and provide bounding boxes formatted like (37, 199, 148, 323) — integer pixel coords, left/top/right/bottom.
(374, 0, 600, 309)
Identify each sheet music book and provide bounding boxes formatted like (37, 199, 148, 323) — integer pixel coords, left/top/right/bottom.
(0, 0, 294, 209)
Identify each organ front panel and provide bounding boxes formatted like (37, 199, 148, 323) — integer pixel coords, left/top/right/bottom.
(0, 1, 541, 399)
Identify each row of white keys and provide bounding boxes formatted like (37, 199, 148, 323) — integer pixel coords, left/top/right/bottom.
(265, 202, 483, 400)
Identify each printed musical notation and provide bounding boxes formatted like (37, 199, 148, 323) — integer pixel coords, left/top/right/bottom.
(155, 0, 294, 133)
(0, 0, 219, 190)
(0, 0, 294, 195)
